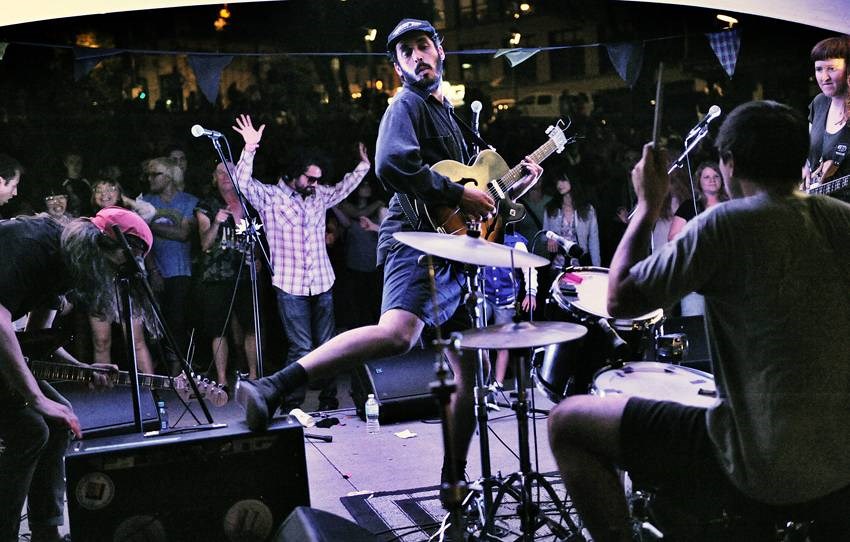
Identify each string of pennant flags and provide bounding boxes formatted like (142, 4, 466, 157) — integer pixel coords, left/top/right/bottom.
(0, 28, 740, 104)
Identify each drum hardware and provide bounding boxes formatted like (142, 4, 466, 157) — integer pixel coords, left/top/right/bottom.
(394, 229, 553, 541)
(655, 333, 688, 364)
(457, 326, 587, 541)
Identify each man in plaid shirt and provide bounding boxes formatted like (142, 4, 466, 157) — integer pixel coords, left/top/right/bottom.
(231, 114, 370, 412)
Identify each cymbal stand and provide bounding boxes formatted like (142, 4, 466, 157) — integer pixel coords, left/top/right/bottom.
(460, 225, 497, 517)
(423, 254, 467, 542)
(485, 349, 581, 540)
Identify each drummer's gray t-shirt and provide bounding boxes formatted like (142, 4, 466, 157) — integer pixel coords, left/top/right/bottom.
(629, 191, 850, 505)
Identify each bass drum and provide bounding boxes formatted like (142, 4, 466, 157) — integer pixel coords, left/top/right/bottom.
(536, 267, 664, 401)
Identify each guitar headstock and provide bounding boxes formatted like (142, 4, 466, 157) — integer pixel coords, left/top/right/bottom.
(173, 373, 228, 408)
(546, 118, 572, 154)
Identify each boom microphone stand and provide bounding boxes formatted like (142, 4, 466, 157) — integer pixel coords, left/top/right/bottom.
(197, 131, 274, 378)
(112, 226, 218, 432)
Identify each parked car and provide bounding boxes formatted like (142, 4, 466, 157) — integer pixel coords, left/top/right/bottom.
(514, 93, 561, 119)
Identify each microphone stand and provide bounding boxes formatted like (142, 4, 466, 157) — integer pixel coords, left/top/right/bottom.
(111, 226, 218, 432)
(207, 135, 274, 378)
(668, 125, 711, 174)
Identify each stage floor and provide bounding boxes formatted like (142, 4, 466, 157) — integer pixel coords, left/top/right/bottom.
(40, 373, 564, 540)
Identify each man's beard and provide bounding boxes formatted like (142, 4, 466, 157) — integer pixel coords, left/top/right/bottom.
(297, 186, 316, 197)
(401, 57, 444, 93)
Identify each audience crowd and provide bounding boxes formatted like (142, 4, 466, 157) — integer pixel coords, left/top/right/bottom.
(1, 98, 719, 403)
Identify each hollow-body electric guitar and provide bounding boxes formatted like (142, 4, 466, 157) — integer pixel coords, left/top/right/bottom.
(421, 120, 573, 242)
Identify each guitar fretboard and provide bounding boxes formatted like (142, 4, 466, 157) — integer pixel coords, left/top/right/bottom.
(29, 360, 175, 390)
(496, 135, 563, 194)
(808, 174, 850, 196)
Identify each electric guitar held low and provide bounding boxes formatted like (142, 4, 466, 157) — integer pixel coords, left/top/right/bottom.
(27, 360, 228, 407)
(807, 174, 850, 196)
(421, 120, 574, 241)
(806, 159, 850, 196)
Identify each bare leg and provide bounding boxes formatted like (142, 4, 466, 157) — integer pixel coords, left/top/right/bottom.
(243, 332, 257, 380)
(446, 348, 486, 477)
(548, 395, 632, 542)
(131, 318, 154, 374)
(297, 309, 424, 379)
(211, 336, 229, 386)
(493, 349, 509, 385)
(237, 309, 423, 431)
(89, 316, 111, 363)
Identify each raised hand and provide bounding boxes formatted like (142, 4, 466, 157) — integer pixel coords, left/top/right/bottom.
(232, 114, 266, 147)
(357, 142, 370, 166)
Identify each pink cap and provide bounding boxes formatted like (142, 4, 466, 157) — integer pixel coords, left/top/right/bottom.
(90, 206, 154, 256)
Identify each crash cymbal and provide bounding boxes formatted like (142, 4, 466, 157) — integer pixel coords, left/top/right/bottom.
(393, 231, 549, 268)
(457, 321, 588, 350)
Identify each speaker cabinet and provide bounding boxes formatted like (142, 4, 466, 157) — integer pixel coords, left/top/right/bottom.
(66, 418, 309, 541)
(275, 507, 376, 541)
(53, 380, 160, 438)
(350, 348, 450, 424)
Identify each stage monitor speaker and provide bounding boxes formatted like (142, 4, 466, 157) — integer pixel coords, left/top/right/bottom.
(657, 315, 712, 373)
(52, 380, 160, 438)
(66, 418, 309, 542)
(350, 348, 450, 424)
(275, 506, 376, 542)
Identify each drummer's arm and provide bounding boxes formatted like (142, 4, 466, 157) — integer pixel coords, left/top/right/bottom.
(609, 143, 666, 319)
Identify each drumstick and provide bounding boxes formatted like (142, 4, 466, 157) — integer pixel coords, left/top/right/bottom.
(651, 62, 664, 148)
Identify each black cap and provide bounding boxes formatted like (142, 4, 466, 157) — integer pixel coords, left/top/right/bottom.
(386, 18, 437, 53)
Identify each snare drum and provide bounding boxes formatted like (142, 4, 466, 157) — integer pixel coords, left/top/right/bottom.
(550, 267, 664, 358)
(591, 361, 717, 408)
(536, 268, 665, 401)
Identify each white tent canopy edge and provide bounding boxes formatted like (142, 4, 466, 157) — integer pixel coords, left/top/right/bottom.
(620, 0, 850, 35)
(0, 0, 277, 29)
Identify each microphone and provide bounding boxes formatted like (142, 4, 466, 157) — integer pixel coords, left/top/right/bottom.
(191, 124, 223, 139)
(470, 100, 482, 137)
(686, 105, 721, 139)
(597, 318, 631, 365)
(545, 231, 584, 258)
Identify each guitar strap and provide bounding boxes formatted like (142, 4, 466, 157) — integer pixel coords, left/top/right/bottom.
(833, 143, 847, 167)
(396, 192, 422, 231)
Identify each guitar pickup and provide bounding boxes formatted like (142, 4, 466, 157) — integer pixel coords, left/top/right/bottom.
(489, 179, 506, 199)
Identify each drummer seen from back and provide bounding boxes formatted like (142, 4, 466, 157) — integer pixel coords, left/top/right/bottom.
(547, 100, 850, 542)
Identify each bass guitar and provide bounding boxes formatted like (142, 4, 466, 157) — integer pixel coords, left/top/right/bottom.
(807, 173, 850, 197)
(27, 359, 228, 407)
(422, 120, 573, 241)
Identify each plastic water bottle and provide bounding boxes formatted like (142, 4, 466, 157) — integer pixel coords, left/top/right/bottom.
(157, 399, 168, 431)
(365, 394, 380, 433)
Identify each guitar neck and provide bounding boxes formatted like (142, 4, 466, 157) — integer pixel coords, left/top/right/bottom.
(29, 360, 175, 391)
(498, 137, 562, 193)
(808, 174, 850, 196)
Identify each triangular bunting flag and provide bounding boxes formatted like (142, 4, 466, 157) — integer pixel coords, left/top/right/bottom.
(0, 43, 8, 61)
(72, 47, 122, 80)
(494, 48, 541, 68)
(706, 29, 741, 78)
(188, 55, 233, 104)
(605, 42, 644, 87)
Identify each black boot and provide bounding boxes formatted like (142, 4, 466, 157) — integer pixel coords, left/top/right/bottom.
(236, 364, 309, 432)
(235, 378, 283, 431)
